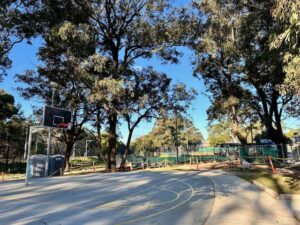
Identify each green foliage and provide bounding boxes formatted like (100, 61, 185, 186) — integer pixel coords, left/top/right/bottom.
(0, 89, 18, 121)
(192, 0, 295, 147)
(191, 0, 257, 144)
(0, 115, 27, 171)
(207, 120, 264, 146)
(132, 116, 203, 154)
(207, 122, 233, 146)
(0, 89, 27, 170)
(17, 0, 194, 170)
(0, 0, 37, 79)
(271, 0, 300, 95)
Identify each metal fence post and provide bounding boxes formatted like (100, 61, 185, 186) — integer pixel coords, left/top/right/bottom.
(281, 144, 284, 159)
(254, 146, 257, 162)
(25, 127, 33, 186)
(262, 146, 266, 164)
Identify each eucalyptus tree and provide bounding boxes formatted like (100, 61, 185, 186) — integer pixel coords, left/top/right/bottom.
(68, 0, 193, 170)
(0, 90, 26, 170)
(0, 115, 27, 170)
(15, 0, 99, 170)
(133, 116, 203, 152)
(271, 0, 300, 117)
(191, 0, 253, 144)
(238, 0, 294, 150)
(16, 54, 93, 170)
(271, 0, 300, 94)
(0, 89, 18, 121)
(119, 67, 171, 169)
(17, 0, 193, 171)
(192, 0, 295, 156)
(16, 12, 95, 170)
(119, 72, 197, 168)
(207, 122, 234, 146)
(0, 0, 37, 80)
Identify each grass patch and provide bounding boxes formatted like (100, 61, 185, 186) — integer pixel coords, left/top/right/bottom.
(1, 172, 25, 181)
(64, 165, 106, 176)
(228, 168, 300, 194)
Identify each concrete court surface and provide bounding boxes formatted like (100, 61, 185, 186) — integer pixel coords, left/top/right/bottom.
(0, 170, 298, 225)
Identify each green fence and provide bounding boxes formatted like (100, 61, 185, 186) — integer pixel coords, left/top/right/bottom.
(0, 162, 26, 173)
(239, 145, 279, 163)
(128, 145, 282, 166)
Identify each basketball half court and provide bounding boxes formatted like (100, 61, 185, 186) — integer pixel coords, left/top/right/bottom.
(0, 171, 297, 225)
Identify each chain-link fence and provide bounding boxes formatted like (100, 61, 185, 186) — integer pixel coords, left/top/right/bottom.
(125, 144, 300, 168)
(288, 145, 300, 163)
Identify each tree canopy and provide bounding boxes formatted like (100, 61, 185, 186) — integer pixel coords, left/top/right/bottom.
(191, 0, 298, 157)
(16, 0, 196, 171)
(0, 89, 18, 121)
(0, 0, 37, 80)
(133, 116, 203, 154)
(2, 0, 300, 171)
(271, 0, 300, 95)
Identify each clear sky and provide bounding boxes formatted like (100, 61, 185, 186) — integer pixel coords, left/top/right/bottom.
(0, 37, 211, 142)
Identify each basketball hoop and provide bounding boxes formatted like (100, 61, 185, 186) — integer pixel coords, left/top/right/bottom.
(43, 106, 72, 128)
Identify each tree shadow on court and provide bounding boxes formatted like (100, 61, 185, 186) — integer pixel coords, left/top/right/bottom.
(0, 171, 298, 225)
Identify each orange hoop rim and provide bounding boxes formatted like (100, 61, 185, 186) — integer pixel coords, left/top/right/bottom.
(57, 123, 69, 128)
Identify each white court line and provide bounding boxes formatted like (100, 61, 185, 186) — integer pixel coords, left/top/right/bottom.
(115, 179, 195, 225)
(98, 186, 181, 209)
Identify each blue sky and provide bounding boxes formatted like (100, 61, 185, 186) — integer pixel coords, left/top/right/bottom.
(0, 37, 211, 142)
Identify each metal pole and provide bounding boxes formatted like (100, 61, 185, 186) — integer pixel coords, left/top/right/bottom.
(85, 140, 92, 157)
(72, 143, 76, 159)
(187, 137, 189, 152)
(23, 126, 28, 159)
(85, 140, 88, 157)
(45, 130, 51, 177)
(25, 127, 33, 186)
(45, 86, 55, 177)
(35, 135, 38, 153)
(262, 146, 266, 164)
(175, 111, 178, 164)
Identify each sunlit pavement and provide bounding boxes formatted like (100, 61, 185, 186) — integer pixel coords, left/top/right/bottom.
(0, 170, 298, 225)
(202, 170, 298, 225)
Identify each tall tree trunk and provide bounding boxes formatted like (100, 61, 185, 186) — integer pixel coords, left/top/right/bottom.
(232, 121, 247, 144)
(5, 144, 9, 171)
(263, 116, 288, 158)
(96, 127, 109, 171)
(120, 128, 134, 170)
(108, 113, 117, 171)
(64, 142, 73, 171)
(256, 89, 288, 157)
(262, 93, 288, 157)
(231, 105, 247, 144)
(95, 106, 108, 171)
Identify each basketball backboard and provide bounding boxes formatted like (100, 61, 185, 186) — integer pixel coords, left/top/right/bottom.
(43, 105, 72, 128)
